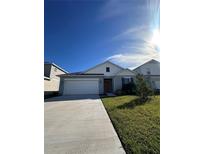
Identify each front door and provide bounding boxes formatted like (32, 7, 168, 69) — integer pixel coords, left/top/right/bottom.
(104, 79, 112, 93)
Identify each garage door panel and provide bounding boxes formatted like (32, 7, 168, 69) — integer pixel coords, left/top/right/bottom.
(63, 79, 99, 95)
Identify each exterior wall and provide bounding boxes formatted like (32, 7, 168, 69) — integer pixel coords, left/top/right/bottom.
(113, 75, 136, 92)
(116, 69, 136, 76)
(134, 60, 160, 90)
(134, 60, 160, 75)
(150, 76, 160, 89)
(85, 62, 122, 76)
(99, 77, 104, 94)
(144, 76, 160, 90)
(59, 78, 64, 95)
(44, 78, 60, 92)
(60, 74, 136, 95)
(50, 65, 66, 78)
(113, 76, 122, 92)
(44, 65, 66, 92)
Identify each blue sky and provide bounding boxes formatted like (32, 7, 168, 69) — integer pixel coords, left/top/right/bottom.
(45, 0, 160, 72)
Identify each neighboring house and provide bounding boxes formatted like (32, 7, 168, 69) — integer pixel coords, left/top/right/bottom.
(133, 59, 160, 90)
(59, 61, 136, 95)
(44, 62, 68, 96)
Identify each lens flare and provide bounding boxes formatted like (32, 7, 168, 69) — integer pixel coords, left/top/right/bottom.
(151, 29, 160, 48)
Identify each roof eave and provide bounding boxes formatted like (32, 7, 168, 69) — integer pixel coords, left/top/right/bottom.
(133, 59, 160, 71)
(44, 62, 69, 74)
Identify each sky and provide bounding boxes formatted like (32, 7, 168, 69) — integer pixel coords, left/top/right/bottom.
(45, 0, 160, 72)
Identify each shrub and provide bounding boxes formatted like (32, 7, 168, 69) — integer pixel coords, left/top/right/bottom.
(136, 74, 153, 102)
(115, 89, 123, 96)
(154, 89, 160, 95)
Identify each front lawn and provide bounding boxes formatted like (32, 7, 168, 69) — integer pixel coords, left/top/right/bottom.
(101, 95, 160, 154)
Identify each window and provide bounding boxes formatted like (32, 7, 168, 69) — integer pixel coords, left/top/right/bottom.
(152, 81, 155, 87)
(146, 68, 151, 75)
(54, 67, 57, 72)
(106, 67, 110, 72)
(122, 77, 132, 85)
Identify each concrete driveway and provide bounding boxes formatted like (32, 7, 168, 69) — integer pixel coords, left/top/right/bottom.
(45, 95, 125, 154)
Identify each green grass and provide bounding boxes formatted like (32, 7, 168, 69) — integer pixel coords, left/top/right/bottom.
(101, 95, 160, 154)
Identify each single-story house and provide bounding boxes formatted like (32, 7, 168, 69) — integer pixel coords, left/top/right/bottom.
(44, 62, 69, 96)
(133, 59, 160, 90)
(59, 61, 137, 95)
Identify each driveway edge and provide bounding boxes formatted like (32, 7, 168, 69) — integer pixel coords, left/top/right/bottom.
(100, 97, 126, 154)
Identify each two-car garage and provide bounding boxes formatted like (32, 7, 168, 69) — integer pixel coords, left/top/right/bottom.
(63, 78, 99, 95)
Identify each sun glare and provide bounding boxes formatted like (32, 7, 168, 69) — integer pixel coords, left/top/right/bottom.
(151, 29, 160, 47)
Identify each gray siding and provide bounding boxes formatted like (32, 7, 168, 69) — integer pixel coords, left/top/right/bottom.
(113, 76, 136, 92)
(150, 76, 160, 89)
(113, 76, 122, 92)
(99, 77, 104, 94)
(133, 60, 160, 76)
(59, 79, 65, 95)
(85, 61, 122, 76)
(144, 75, 160, 89)
(133, 60, 160, 90)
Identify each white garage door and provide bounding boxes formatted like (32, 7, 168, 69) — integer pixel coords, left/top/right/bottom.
(63, 78, 99, 95)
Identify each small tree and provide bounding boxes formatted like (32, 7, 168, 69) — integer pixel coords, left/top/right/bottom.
(136, 74, 153, 102)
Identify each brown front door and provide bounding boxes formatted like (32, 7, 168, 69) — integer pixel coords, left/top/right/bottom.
(104, 79, 112, 93)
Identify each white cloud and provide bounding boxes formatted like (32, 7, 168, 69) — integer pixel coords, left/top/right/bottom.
(106, 49, 159, 69)
(112, 25, 151, 41)
(101, 0, 160, 69)
(99, 0, 132, 20)
(99, 0, 148, 20)
(106, 25, 160, 69)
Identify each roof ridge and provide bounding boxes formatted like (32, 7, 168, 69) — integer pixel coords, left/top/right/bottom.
(133, 59, 159, 70)
(84, 60, 124, 73)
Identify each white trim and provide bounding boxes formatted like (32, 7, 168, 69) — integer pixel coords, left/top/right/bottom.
(45, 62, 69, 74)
(44, 76, 50, 80)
